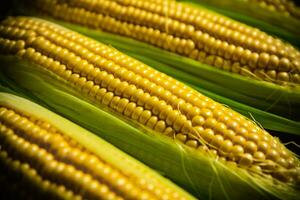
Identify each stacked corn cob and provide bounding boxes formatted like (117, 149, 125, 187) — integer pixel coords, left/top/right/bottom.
(0, 0, 300, 198)
(0, 17, 299, 200)
(26, 0, 300, 86)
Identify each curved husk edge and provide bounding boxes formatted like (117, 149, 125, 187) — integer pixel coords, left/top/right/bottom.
(0, 57, 299, 199)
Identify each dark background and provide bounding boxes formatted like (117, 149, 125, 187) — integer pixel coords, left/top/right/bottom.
(0, 1, 14, 20)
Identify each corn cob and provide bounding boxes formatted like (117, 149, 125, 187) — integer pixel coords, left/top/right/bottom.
(0, 16, 299, 184)
(23, 0, 300, 86)
(0, 92, 193, 200)
(247, 0, 300, 18)
(177, 0, 300, 43)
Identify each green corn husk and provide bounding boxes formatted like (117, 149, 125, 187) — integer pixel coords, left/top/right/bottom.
(1, 56, 300, 200)
(0, 92, 194, 200)
(178, 0, 300, 46)
(49, 19, 300, 121)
